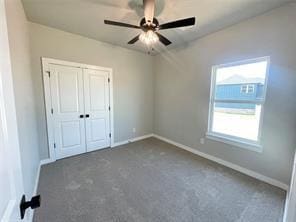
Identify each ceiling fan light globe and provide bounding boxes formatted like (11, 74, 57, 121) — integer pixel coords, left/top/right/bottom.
(139, 30, 159, 45)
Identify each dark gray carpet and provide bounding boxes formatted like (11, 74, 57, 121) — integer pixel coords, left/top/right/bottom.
(34, 138, 286, 222)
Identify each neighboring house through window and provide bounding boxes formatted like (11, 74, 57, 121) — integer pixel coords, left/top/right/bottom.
(207, 57, 269, 151)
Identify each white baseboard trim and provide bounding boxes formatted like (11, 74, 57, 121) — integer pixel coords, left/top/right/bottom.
(283, 151, 296, 222)
(111, 140, 128, 147)
(40, 158, 54, 166)
(26, 158, 54, 222)
(25, 164, 40, 221)
(153, 134, 289, 191)
(111, 134, 154, 148)
(283, 190, 290, 222)
(33, 165, 40, 197)
(130, 134, 154, 142)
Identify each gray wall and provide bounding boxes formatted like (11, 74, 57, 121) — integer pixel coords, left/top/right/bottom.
(154, 3, 296, 185)
(27, 3, 296, 185)
(5, 0, 40, 197)
(29, 23, 154, 159)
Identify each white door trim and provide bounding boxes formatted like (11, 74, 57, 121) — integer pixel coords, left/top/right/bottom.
(42, 57, 114, 162)
(0, 0, 25, 220)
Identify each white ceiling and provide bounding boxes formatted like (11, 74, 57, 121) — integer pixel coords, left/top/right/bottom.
(22, 0, 292, 54)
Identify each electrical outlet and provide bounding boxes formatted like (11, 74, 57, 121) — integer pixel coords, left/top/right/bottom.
(200, 138, 205, 145)
(132, 128, 136, 133)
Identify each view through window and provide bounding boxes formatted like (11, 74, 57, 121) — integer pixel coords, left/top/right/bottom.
(208, 57, 269, 145)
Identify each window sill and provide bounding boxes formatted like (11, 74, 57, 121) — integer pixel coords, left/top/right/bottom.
(206, 132, 263, 153)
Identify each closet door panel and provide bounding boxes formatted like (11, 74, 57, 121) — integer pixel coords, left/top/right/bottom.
(50, 64, 86, 159)
(84, 68, 110, 152)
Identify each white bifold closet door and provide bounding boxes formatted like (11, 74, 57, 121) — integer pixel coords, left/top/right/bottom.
(49, 64, 110, 160)
(83, 68, 110, 152)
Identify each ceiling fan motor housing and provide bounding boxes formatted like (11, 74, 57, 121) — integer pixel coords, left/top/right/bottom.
(140, 17, 159, 32)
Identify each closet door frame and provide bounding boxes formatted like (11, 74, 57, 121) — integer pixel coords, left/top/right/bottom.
(42, 57, 114, 162)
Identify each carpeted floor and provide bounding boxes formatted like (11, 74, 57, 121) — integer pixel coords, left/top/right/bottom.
(34, 138, 286, 222)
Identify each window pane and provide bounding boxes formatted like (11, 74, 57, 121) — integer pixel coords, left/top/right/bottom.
(212, 103, 262, 141)
(241, 85, 247, 93)
(215, 60, 268, 101)
(247, 85, 254, 93)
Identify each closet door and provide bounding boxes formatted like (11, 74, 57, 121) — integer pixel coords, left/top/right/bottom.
(49, 64, 86, 159)
(83, 68, 110, 152)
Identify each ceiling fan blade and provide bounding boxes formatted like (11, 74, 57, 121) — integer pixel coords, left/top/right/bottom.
(143, 0, 155, 24)
(128, 35, 140, 44)
(156, 32, 171, 46)
(104, 20, 141, 29)
(159, 17, 196, 30)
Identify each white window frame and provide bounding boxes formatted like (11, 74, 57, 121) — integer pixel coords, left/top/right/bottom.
(241, 85, 248, 93)
(247, 84, 255, 93)
(206, 57, 270, 152)
(241, 84, 255, 94)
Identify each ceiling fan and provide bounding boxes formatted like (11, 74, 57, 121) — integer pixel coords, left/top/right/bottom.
(104, 0, 196, 46)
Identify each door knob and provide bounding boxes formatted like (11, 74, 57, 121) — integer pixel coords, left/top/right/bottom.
(85, 114, 90, 118)
(79, 114, 84, 118)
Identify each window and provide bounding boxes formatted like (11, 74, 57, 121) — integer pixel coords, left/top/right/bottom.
(241, 85, 248, 93)
(241, 84, 254, 94)
(207, 57, 269, 151)
(247, 85, 254, 93)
